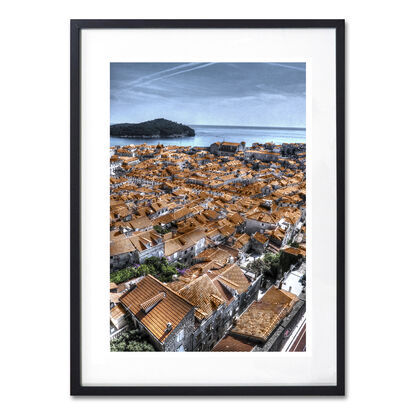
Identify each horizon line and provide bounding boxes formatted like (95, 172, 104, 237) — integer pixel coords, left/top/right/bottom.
(110, 121, 305, 130)
(189, 123, 306, 130)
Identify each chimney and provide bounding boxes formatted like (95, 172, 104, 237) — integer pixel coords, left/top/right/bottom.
(166, 322, 172, 332)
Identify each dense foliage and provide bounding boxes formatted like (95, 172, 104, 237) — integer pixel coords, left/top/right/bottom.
(110, 256, 186, 284)
(247, 253, 281, 281)
(153, 224, 171, 235)
(247, 252, 299, 282)
(110, 329, 155, 352)
(110, 118, 195, 138)
(138, 256, 184, 283)
(278, 250, 299, 274)
(110, 267, 137, 284)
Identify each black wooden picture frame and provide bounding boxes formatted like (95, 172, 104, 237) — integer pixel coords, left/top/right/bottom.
(70, 19, 345, 396)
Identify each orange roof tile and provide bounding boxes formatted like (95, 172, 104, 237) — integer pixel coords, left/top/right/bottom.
(178, 274, 225, 321)
(212, 335, 255, 352)
(120, 275, 193, 343)
(217, 264, 250, 294)
(110, 238, 136, 256)
(231, 286, 298, 342)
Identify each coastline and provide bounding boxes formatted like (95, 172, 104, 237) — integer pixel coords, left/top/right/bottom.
(111, 133, 195, 139)
(110, 124, 306, 147)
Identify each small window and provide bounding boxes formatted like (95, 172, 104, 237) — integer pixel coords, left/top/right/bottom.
(176, 329, 184, 342)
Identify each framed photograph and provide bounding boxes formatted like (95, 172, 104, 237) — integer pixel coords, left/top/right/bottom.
(71, 19, 345, 396)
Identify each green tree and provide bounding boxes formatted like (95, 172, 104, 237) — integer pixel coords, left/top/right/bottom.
(279, 251, 299, 274)
(125, 341, 156, 352)
(262, 253, 281, 281)
(247, 257, 265, 277)
(136, 264, 151, 277)
(172, 261, 186, 270)
(138, 256, 178, 282)
(110, 329, 155, 352)
(110, 256, 184, 285)
(110, 118, 195, 138)
(247, 253, 284, 284)
(110, 267, 138, 284)
(153, 225, 170, 235)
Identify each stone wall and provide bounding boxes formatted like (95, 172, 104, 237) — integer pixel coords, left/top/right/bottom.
(138, 244, 164, 263)
(163, 309, 195, 352)
(192, 306, 228, 351)
(239, 276, 262, 311)
(253, 297, 306, 352)
(110, 251, 138, 272)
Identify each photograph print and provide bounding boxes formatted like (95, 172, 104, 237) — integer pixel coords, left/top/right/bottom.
(109, 62, 307, 353)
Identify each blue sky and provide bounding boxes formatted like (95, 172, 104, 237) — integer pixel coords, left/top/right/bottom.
(110, 62, 306, 128)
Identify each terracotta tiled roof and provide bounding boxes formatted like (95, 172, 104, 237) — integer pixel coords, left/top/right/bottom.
(270, 227, 285, 240)
(110, 292, 123, 305)
(228, 212, 244, 225)
(110, 238, 136, 256)
(129, 230, 161, 252)
(221, 142, 240, 147)
(219, 225, 235, 237)
(110, 230, 125, 243)
(231, 286, 298, 342)
(247, 211, 277, 224)
(281, 245, 306, 256)
(129, 215, 152, 229)
(194, 247, 234, 264)
(164, 228, 205, 256)
(140, 292, 166, 313)
(172, 207, 192, 220)
(212, 279, 235, 305)
(120, 275, 193, 343)
(164, 238, 184, 257)
(110, 304, 126, 321)
(233, 233, 251, 249)
(217, 264, 250, 294)
(253, 232, 268, 244)
(178, 274, 225, 321)
(166, 279, 188, 292)
(212, 335, 255, 352)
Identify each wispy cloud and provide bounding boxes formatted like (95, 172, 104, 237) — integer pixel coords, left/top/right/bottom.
(137, 63, 217, 87)
(124, 63, 199, 89)
(111, 62, 306, 127)
(267, 63, 306, 72)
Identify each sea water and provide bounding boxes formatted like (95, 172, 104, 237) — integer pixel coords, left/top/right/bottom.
(110, 124, 306, 147)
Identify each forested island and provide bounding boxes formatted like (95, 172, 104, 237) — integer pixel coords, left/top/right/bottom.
(110, 118, 195, 138)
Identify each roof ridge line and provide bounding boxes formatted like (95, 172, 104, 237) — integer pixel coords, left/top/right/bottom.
(146, 274, 195, 308)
